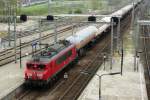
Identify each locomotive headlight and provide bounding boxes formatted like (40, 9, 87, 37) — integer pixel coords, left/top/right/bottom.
(37, 74, 43, 79)
(37, 74, 43, 77)
(27, 73, 32, 78)
(27, 73, 32, 76)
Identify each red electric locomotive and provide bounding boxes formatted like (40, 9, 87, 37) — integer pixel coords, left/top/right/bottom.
(24, 41, 77, 85)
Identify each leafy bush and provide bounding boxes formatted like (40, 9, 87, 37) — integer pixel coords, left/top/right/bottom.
(68, 10, 73, 14)
(74, 9, 82, 14)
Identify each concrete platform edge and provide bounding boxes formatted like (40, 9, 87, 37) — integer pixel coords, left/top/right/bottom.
(1, 83, 24, 100)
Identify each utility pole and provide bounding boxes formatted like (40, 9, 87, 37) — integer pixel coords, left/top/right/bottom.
(117, 17, 121, 52)
(131, 0, 137, 71)
(13, 2, 17, 63)
(134, 0, 144, 71)
(54, 22, 57, 43)
(137, 20, 150, 75)
(121, 44, 123, 75)
(8, 1, 11, 46)
(39, 18, 42, 48)
(48, 0, 51, 15)
(19, 31, 22, 69)
(14, 13, 17, 63)
(28, 0, 31, 6)
(72, 24, 74, 35)
(110, 19, 114, 70)
(134, 17, 140, 71)
(103, 53, 106, 70)
(81, 71, 121, 100)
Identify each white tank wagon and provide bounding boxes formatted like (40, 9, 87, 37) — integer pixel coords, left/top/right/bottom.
(111, 5, 133, 18)
(99, 5, 134, 25)
(66, 2, 142, 55)
(96, 4, 136, 36)
(97, 24, 110, 36)
(95, 16, 111, 36)
(66, 26, 98, 51)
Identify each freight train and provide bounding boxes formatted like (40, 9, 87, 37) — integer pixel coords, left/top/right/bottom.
(24, 1, 142, 86)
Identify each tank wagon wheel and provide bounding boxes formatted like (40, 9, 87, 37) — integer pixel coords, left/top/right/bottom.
(91, 39, 97, 45)
(87, 42, 94, 49)
(78, 48, 86, 57)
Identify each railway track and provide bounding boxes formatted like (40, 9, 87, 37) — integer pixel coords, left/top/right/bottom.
(58, 40, 110, 100)
(0, 24, 74, 66)
(0, 16, 90, 66)
(141, 26, 150, 99)
(3, 18, 73, 39)
(0, 3, 136, 99)
(0, 6, 119, 67)
(17, 8, 132, 100)
(18, 27, 111, 100)
(58, 9, 133, 100)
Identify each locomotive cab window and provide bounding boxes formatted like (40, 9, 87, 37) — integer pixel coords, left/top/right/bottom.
(56, 55, 66, 65)
(37, 64, 46, 70)
(27, 63, 34, 69)
(66, 50, 72, 57)
(56, 50, 72, 65)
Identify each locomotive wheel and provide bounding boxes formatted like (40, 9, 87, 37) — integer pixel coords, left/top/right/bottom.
(49, 81, 53, 88)
(28, 83, 32, 88)
(24, 82, 29, 88)
(53, 76, 58, 83)
(45, 80, 51, 88)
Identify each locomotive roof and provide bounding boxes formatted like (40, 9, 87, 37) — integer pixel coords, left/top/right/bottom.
(29, 41, 72, 63)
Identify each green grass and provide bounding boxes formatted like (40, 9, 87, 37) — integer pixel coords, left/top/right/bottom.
(1, 0, 134, 16)
(19, 4, 49, 15)
(19, 1, 107, 16)
(19, 2, 87, 16)
(20, 0, 129, 16)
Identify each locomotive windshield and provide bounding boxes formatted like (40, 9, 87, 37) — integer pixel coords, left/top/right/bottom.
(37, 64, 46, 70)
(27, 63, 34, 69)
(26, 63, 46, 70)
